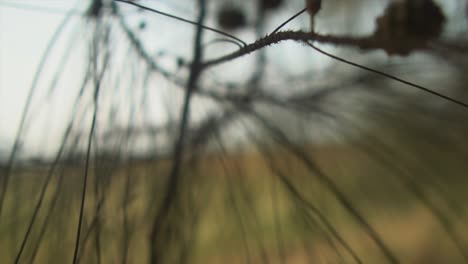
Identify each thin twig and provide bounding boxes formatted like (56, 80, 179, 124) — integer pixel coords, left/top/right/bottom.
(242, 109, 399, 264)
(114, 0, 246, 47)
(306, 42, 468, 110)
(270, 8, 307, 34)
(72, 23, 111, 264)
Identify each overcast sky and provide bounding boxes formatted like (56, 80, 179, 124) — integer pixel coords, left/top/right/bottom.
(0, 0, 316, 159)
(1, 0, 466, 160)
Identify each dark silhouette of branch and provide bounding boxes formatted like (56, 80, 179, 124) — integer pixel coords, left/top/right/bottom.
(200, 31, 397, 68)
(200, 30, 468, 110)
(149, 0, 207, 263)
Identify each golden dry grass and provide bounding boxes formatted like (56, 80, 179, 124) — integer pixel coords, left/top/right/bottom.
(1, 140, 468, 263)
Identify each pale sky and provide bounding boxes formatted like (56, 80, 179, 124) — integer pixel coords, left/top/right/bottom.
(1, 1, 81, 157)
(0, 0, 466, 160)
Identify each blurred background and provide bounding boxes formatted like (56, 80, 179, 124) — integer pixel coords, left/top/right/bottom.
(1, 0, 468, 263)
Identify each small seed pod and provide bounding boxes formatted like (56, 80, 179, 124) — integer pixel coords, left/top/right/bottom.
(86, 0, 103, 18)
(217, 5, 247, 30)
(373, 0, 446, 55)
(375, 0, 445, 40)
(305, 0, 321, 15)
(305, 0, 321, 32)
(139, 21, 147, 30)
(260, 0, 283, 11)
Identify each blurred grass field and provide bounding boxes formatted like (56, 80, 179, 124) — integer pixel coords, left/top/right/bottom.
(2, 129, 468, 263)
